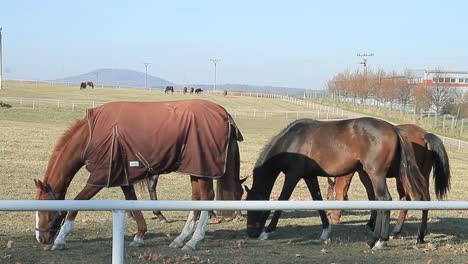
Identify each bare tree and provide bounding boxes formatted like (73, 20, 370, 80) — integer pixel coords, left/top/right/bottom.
(430, 70, 456, 114)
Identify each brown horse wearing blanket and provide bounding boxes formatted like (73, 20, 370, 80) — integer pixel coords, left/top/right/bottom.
(245, 118, 429, 249)
(326, 124, 450, 244)
(34, 99, 244, 251)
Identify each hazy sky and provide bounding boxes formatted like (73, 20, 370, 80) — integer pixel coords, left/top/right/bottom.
(1, 0, 468, 89)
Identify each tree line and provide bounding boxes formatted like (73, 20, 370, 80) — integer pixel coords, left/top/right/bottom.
(327, 69, 468, 118)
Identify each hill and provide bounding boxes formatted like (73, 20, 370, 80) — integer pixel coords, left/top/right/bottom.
(53, 68, 174, 88)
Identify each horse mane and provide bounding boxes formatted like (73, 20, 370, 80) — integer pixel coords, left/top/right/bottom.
(255, 119, 316, 169)
(44, 118, 87, 181)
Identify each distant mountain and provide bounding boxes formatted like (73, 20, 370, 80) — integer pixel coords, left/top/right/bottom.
(53, 68, 174, 88)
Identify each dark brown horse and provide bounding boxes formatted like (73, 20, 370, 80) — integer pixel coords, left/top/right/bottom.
(165, 86, 174, 94)
(245, 118, 429, 249)
(34, 100, 244, 251)
(326, 124, 450, 244)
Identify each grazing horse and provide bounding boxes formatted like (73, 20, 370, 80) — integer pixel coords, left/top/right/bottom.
(326, 124, 450, 244)
(195, 88, 203, 94)
(34, 99, 244, 251)
(0, 101, 12, 108)
(165, 86, 174, 94)
(245, 118, 428, 249)
(80, 81, 94, 90)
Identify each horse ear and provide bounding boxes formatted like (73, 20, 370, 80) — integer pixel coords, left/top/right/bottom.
(34, 179, 45, 190)
(240, 177, 248, 184)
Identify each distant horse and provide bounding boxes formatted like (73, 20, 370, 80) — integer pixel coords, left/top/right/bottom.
(223, 90, 228, 96)
(245, 117, 428, 249)
(326, 124, 450, 244)
(190, 87, 194, 94)
(0, 101, 12, 108)
(80, 81, 94, 90)
(34, 99, 244, 251)
(195, 88, 203, 94)
(183, 87, 188, 94)
(165, 86, 174, 94)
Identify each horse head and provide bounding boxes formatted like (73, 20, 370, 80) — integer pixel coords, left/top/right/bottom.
(245, 185, 270, 238)
(34, 179, 66, 244)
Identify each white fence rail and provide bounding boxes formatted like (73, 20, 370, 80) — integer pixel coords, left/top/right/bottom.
(2, 200, 468, 264)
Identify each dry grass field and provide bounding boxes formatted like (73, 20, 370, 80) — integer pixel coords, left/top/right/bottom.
(0, 81, 467, 264)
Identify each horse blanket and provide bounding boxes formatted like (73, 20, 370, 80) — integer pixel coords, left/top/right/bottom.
(83, 99, 243, 187)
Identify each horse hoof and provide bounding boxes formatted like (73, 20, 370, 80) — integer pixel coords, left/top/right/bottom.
(372, 240, 387, 250)
(169, 240, 184, 248)
(182, 243, 197, 251)
(259, 231, 271, 240)
(51, 243, 66, 251)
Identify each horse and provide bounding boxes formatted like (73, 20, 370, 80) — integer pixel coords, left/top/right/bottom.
(0, 101, 12, 108)
(183, 87, 188, 94)
(34, 99, 245, 251)
(190, 87, 194, 95)
(195, 88, 203, 94)
(245, 117, 429, 249)
(80, 81, 94, 90)
(326, 124, 450, 244)
(165, 86, 174, 94)
(223, 90, 228, 96)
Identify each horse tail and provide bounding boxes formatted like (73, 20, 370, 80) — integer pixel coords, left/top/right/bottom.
(394, 128, 430, 201)
(424, 133, 451, 200)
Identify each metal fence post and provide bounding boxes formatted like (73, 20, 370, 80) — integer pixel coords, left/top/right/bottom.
(112, 209, 126, 264)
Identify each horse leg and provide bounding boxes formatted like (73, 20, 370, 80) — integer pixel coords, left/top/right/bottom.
(390, 178, 407, 238)
(121, 185, 148, 247)
(327, 173, 354, 224)
(52, 185, 103, 250)
(183, 178, 214, 251)
(262, 174, 302, 239)
(417, 210, 428, 244)
(357, 171, 377, 231)
(304, 176, 331, 241)
(365, 172, 391, 249)
(146, 175, 169, 223)
(169, 211, 196, 248)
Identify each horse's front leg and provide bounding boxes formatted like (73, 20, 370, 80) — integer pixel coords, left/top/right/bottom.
(182, 211, 209, 251)
(304, 176, 331, 241)
(169, 211, 196, 248)
(147, 175, 169, 223)
(52, 185, 103, 250)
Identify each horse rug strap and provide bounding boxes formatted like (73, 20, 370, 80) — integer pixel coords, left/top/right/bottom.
(83, 100, 243, 187)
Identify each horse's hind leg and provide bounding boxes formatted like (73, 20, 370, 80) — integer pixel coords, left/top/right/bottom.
(146, 175, 169, 223)
(52, 185, 103, 250)
(365, 172, 391, 249)
(120, 185, 148, 247)
(357, 171, 377, 230)
(304, 176, 331, 241)
(417, 210, 428, 244)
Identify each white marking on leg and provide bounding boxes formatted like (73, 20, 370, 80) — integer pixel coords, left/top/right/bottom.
(129, 235, 145, 247)
(320, 226, 331, 241)
(183, 211, 209, 251)
(170, 211, 195, 248)
(372, 239, 387, 250)
(35, 211, 40, 243)
(51, 220, 74, 250)
(259, 231, 272, 240)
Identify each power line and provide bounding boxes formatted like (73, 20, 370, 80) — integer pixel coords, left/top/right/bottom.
(357, 53, 374, 75)
(210, 59, 220, 91)
(143, 62, 151, 91)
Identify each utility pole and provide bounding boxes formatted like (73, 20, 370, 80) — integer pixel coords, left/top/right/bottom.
(0, 28, 3, 90)
(357, 53, 374, 75)
(210, 58, 220, 91)
(144, 62, 151, 91)
(95, 71, 99, 86)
